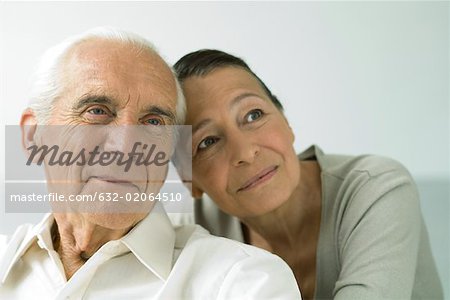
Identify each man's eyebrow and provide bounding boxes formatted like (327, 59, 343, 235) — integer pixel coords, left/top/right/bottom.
(72, 95, 117, 111)
(73, 96, 176, 122)
(143, 105, 177, 123)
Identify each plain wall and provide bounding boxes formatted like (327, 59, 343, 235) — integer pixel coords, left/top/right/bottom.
(0, 1, 448, 297)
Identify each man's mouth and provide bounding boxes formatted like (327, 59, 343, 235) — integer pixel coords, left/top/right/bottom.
(237, 166, 278, 193)
(88, 176, 138, 188)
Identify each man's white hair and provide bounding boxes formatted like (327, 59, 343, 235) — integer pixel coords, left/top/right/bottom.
(28, 26, 186, 124)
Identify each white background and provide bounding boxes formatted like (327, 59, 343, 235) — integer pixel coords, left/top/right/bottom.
(0, 1, 448, 297)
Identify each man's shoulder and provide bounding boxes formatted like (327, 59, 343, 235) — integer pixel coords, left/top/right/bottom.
(175, 223, 280, 264)
(171, 224, 300, 299)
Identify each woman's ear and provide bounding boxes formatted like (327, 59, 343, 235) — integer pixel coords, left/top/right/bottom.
(20, 108, 38, 154)
(191, 182, 204, 199)
(289, 125, 295, 144)
(282, 115, 295, 144)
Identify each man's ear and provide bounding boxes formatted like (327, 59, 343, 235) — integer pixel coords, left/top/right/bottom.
(191, 182, 204, 199)
(20, 108, 38, 152)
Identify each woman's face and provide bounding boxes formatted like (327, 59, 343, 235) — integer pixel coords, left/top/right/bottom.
(183, 66, 300, 218)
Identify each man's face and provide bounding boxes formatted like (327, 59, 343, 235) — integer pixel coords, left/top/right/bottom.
(50, 39, 177, 127)
(38, 39, 178, 229)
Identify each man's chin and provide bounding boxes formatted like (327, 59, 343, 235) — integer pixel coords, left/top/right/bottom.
(84, 212, 148, 231)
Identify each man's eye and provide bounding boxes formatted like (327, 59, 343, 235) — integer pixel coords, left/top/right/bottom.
(198, 137, 218, 150)
(143, 116, 164, 126)
(87, 107, 108, 115)
(245, 109, 263, 123)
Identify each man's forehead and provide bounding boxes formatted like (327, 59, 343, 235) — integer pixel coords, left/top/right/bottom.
(60, 38, 178, 108)
(64, 39, 170, 77)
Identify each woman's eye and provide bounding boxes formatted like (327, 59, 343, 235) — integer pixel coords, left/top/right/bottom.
(198, 137, 218, 150)
(245, 109, 263, 123)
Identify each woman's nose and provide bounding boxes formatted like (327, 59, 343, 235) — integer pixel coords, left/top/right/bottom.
(229, 131, 260, 167)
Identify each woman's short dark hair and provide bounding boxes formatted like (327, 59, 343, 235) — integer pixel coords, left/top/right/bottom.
(174, 49, 283, 111)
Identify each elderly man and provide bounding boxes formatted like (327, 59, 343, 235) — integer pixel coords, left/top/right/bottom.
(0, 28, 300, 299)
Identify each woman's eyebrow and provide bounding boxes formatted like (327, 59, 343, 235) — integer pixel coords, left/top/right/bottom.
(230, 92, 261, 108)
(193, 119, 212, 135)
(192, 93, 261, 135)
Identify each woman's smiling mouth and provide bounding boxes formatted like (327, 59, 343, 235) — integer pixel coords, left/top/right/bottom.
(237, 166, 278, 193)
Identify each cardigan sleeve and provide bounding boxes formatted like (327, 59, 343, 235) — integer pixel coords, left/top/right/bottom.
(333, 161, 422, 300)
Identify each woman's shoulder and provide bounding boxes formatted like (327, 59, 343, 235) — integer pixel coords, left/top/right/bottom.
(301, 145, 413, 182)
(316, 152, 422, 254)
(309, 147, 421, 228)
(310, 148, 440, 299)
(324, 154, 417, 204)
(321, 153, 411, 181)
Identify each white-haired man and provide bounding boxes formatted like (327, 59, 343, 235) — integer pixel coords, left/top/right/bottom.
(0, 28, 300, 299)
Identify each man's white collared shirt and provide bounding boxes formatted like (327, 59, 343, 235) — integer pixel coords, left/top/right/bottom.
(0, 205, 300, 299)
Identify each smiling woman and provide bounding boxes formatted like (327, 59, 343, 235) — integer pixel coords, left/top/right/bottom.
(183, 66, 299, 217)
(174, 49, 444, 300)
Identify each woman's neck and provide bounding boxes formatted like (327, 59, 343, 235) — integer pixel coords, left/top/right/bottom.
(240, 160, 322, 300)
(241, 160, 322, 255)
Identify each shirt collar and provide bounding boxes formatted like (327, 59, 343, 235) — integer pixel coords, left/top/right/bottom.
(0, 203, 176, 284)
(0, 213, 54, 284)
(121, 202, 175, 281)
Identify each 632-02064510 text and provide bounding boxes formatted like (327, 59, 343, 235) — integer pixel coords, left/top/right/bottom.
(9, 192, 182, 202)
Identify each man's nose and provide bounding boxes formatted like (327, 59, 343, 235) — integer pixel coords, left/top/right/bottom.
(102, 112, 144, 152)
(103, 125, 142, 155)
(116, 113, 138, 126)
(229, 131, 260, 167)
